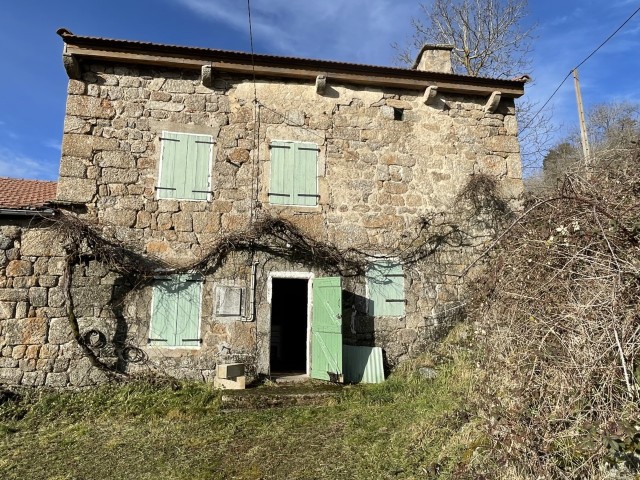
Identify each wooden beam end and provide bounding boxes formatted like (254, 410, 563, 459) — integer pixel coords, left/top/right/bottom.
(484, 91, 502, 113)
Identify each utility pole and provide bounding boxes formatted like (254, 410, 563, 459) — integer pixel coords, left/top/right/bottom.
(572, 69, 591, 165)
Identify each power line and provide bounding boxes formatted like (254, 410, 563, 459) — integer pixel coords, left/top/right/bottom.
(246, 0, 258, 103)
(574, 5, 640, 72)
(520, 5, 640, 134)
(244, 3, 323, 140)
(519, 72, 571, 134)
(246, 0, 260, 225)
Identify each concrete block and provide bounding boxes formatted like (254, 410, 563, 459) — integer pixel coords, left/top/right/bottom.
(214, 375, 246, 390)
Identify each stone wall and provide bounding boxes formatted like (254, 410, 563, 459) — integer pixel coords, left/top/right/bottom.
(0, 60, 523, 387)
(0, 221, 102, 387)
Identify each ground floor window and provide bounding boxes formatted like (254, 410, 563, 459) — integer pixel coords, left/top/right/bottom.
(149, 274, 202, 347)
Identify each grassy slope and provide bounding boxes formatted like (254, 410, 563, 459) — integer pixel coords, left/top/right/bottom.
(0, 352, 475, 480)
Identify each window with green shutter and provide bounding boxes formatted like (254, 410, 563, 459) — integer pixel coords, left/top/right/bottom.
(269, 141, 319, 206)
(366, 261, 405, 317)
(157, 131, 214, 201)
(149, 274, 203, 347)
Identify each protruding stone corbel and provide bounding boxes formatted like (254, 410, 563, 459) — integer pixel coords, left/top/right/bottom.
(484, 91, 502, 113)
(62, 53, 81, 80)
(422, 85, 438, 105)
(201, 65, 213, 88)
(315, 74, 327, 95)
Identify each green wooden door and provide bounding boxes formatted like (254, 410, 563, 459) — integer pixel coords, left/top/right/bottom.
(311, 277, 343, 382)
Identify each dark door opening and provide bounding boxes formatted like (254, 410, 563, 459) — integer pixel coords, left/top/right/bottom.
(270, 278, 308, 374)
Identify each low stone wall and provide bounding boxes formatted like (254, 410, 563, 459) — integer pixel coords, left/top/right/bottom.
(0, 221, 79, 386)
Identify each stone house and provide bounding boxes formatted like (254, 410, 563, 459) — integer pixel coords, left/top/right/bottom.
(0, 30, 525, 387)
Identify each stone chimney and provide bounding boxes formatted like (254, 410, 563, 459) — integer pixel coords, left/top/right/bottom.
(412, 44, 454, 74)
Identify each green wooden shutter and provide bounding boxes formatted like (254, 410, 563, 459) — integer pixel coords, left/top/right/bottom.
(270, 141, 318, 206)
(175, 275, 202, 347)
(311, 277, 343, 382)
(158, 132, 184, 200)
(150, 275, 202, 347)
(366, 262, 405, 316)
(159, 132, 212, 200)
(293, 142, 318, 206)
(269, 142, 292, 205)
(150, 278, 179, 345)
(188, 134, 213, 201)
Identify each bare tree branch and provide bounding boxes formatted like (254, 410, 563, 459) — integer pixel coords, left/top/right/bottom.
(392, 1, 554, 174)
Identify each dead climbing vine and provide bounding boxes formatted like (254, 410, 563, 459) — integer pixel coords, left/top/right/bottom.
(47, 174, 509, 376)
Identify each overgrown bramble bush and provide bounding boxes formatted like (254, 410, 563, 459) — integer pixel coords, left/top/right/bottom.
(466, 144, 640, 478)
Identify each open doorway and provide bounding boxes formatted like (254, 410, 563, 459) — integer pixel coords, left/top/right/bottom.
(270, 278, 309, 375)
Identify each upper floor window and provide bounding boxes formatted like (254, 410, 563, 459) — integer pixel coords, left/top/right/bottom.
(157, 131, 214, 201)
(268, 141, 319, 207)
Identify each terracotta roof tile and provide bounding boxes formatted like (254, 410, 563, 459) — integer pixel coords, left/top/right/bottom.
(0, 177, 57, 210)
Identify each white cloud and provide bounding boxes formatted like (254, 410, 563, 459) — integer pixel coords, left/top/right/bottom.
(44, 139, 62, 151)
(170, 0, 418, 65)
(0, 147, 57, 180)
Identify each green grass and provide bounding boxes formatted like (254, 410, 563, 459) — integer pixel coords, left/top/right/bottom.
(0, 353, 476, 480)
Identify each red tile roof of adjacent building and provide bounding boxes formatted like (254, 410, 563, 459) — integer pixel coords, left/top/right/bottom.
(0, 177, 57, 210)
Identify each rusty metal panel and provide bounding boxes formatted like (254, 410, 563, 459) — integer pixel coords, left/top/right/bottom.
(343, 345, 385, 384)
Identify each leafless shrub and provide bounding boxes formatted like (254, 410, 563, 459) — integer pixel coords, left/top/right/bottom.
(465, 145, 640, 477)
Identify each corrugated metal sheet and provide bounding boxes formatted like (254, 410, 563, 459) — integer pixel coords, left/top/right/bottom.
(343, 345, 385, 384)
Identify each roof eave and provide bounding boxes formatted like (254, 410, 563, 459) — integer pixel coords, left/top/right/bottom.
(59, 32, 525, 98)
(0, 208, 55, 217)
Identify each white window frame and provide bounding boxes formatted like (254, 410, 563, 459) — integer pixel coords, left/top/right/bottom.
(267, 271, 315, 376)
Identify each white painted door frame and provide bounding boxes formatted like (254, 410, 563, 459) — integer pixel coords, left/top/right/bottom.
(267, 271, 314, 376)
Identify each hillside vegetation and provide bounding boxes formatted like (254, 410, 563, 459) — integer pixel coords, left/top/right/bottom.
(468, 140, 640, 478)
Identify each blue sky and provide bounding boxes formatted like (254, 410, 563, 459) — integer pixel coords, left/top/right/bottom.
(0, 0, 638, 180)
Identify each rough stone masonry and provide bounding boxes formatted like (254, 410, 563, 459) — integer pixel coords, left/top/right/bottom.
(0, 33, 524, 387)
